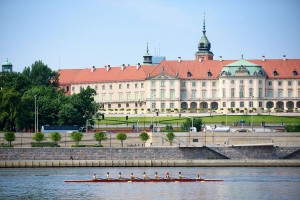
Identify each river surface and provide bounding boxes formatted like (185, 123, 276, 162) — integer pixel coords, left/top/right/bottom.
(0, 167, 299, 200)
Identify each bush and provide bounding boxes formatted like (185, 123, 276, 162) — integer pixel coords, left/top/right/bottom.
(4, 132, 15, 147)
(71, 144, 103, 147)
(33, 132, 45, 143)
(31, 142, 60, 147)
(284, 124, 300, 132)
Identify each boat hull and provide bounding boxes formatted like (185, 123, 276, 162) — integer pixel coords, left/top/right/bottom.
(64, 179, 223, 183)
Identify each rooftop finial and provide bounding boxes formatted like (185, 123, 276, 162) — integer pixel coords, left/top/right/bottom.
(203, 13, 206, 35)
(146, 42, 149, 54)
(241, 54, 244, 60)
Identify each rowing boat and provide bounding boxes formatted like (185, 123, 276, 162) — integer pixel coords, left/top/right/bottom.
(64, 178, 223, 183)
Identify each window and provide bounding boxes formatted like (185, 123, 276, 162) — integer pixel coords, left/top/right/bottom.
(181, 82, 186, 87)
(118, 93, 123, 101)
(170, 103, 174, 109)
(288, 81, 292, 86)
(126, 103, 129, 108)
(267, 90, 273, 98)
(170, 80, 174, 87)
(151, 90, 156, 99)
(109, 93, 112, 101)
(161, 81, 165, 87)
(222, 89, 226, 98)
(118, 103, 121, 108)
(191, 90, 197, 99)
(151, 103, 156, 110)
(288, 90, 293, 97)
(170, 90, 175, 99)
(201, 90, 206, 98)
(231, 80, 234, 85)
(108, 104, 111, 109)
(298, 90, 300, 97)
(249, 101, 253, 107)
(192, 82, 196, 87)
(249, 89, 253, 97)
(151, 81, 156, 87)
(181, 90, 187, 99)
(127, 84, 130, 89)
(259, 80, 262, 85)
(119, 84, 122, 89)
(231, 102, 235, 107)
(222, 80, 225, 84)
(268, 81, 272, 86)
(231, 88, 235, 98)
(141, 83, 144, 88)
(278, 81, 282, 86)
(212, 90, 216, 98)
(135, 83, 138, 88)
(249, 80, 253, 84)
(101, 94, 106, 101)
(102, 85, 105, 90)
(259, 88, 263, 98)
(126, 93, 130, 101)
(298, 81, 300, 86)
(72, 86, 75, 92)
(202, 82, 206, 87)
(160, 90, 165, 99)
(110, 85, 112, 90)
(161, 103, 165, 109)
(240, 102, 244, 107)
(222, 102, 226, 108)
(240, 80, 243, 84)
(212, 82, 216, 87)
(95, 85, 98, 90)
(259, 102, 263, 107)
(141, 92, 144, 100)
(278, 90, 283, 98)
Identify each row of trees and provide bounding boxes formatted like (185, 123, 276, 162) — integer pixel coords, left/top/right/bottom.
(0, 60, 99, 131)
(3, 131, 176, 147)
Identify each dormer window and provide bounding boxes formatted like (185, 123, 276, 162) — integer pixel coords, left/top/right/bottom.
(187, 71, 192, 77)
(293, 69, 298, 76)
(207, 70, 212, 77)
(273, 69, 278, 76)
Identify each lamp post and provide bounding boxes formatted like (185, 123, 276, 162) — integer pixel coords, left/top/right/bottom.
(251, 95, 254, 131)
(34, 95, 36, 133)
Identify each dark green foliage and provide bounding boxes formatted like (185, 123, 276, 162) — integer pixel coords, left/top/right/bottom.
(71, 131, 83, 145)
(4, 132, 15, 147)
(50, 132, 62, 144)
(284, 124, 300, 132)
(33, 132, 45, 143)
(181, 118, 202, 132)
(165, 124, 173, 131)
(71, 144, 103, 147)
(165, 132, 175, 146)
(116, 132, 127, 147)
(139, 131, 150, 144)
(94, 132, 107, 145)
(31, 142, 60, 147)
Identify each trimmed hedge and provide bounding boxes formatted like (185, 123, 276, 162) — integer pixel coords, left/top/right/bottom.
(284, 124, 300, 132)
(31, 142, 60, 147)
(71, 144, 103, 147)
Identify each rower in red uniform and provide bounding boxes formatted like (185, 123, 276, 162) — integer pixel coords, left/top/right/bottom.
(165, 172, 171, 179)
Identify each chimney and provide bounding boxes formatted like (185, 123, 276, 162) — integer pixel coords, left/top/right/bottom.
(128, 64, 130, 66)
(91, 66, 96, 72)
(178, 57, 181, 63)
(283, 55, 287, 61)
(219, 56, 223, 61)
(121, 64, 126, 70)
(106, 65, 111, 72)
(136, 63, 141, 70)
(262, 55, 266, 62)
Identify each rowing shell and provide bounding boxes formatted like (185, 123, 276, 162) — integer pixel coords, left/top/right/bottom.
(64, 179, 223, 183)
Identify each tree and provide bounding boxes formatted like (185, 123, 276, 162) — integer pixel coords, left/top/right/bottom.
(50, 132, 62, 145)
(139, 131, 150, 146)
(116, 132, 127, 147)
(94, 132, 107, 146)
(4, 132, 15, 147)
(71, 131, 83, 145)
(165, 131, 175, 146)
(33, 132, 45, 143)
(181, 118, 202, 132)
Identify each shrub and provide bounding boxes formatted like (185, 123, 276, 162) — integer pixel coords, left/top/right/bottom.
(4, 132, 15, 147)
(31, 142, 60, 147)
(50, 132, 62, 144)
(71, 131, 83, 145)
(33, 132, 45, 143)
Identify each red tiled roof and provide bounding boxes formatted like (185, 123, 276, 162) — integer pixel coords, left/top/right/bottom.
(58, 59, 300, 84)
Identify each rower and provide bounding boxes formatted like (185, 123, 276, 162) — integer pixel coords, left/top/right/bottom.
(196, 174, 201, 180)
(143, 172, 149, 180)
(92, 173, 97, 180)
(154, 172, 160, 180)
(118, 172, 122, 180)
(106, 172, 110, 180)
(130, 172, 135, 180)
(178, 172, 185, 179)
(166, 172, 170, 179)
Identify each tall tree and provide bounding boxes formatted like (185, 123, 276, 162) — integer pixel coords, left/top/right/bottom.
(139, 131, 150, 146)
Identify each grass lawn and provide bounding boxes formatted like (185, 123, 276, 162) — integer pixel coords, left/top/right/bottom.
(93, 115, 300, 126)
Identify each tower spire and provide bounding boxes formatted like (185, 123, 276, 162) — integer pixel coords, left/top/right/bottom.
(203, 13, 206, 35)
(146, 42, 149, 54)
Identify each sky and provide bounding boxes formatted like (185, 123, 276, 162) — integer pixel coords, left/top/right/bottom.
(0, 0, 300, 72)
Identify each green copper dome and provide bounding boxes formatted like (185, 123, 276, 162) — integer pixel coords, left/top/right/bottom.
(221, 60, 266, 76)
(2, 58, 12, 66)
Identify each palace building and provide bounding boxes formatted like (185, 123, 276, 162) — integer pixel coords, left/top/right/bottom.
(58, 18, 300, 114)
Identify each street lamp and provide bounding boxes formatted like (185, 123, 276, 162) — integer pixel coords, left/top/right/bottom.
(251, 95, 254, 131)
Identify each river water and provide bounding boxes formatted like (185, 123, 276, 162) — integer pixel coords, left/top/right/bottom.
(0, 167, 299, 200)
